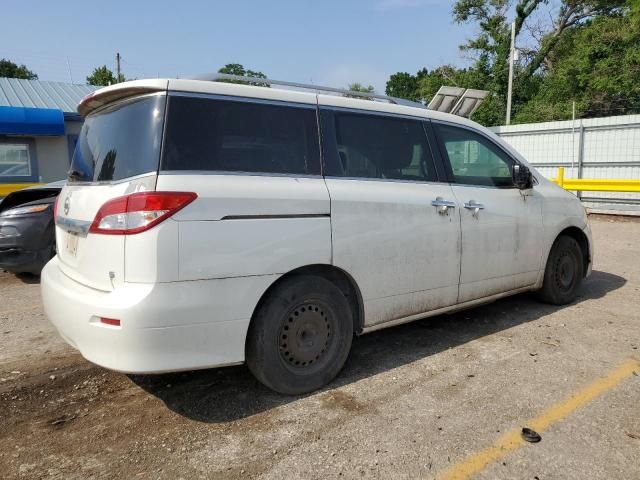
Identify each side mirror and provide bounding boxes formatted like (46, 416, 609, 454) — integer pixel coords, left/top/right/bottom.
(512, 164, 533, 190)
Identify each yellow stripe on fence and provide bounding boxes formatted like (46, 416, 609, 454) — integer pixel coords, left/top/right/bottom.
(552, 167, 640, 192)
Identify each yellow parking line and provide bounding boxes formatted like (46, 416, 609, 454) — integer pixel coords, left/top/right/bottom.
(438, 358, 640, 480)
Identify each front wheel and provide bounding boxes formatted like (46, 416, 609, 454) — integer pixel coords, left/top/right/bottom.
(246, 275, 353, 395)
(538, 235, 584, 305)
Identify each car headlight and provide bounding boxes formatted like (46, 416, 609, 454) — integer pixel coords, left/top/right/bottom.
(0, 204, 50, 218)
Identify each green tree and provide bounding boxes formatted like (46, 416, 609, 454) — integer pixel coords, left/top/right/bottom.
(0, 59, 37, 79)
(451, 0, 628, 124)
(385, 0, 632, 125)
(515, 10, 640, 122)
(413, 65, 505, 123)
(384, 69, 431, 102)
(385, 72, 419, 101)
(345, 82, 376, 100)
(217, 63, 269, 86)
(450, 0, 549, 124)
(385, 66, 496, 120)
(86, 65, 125, 86)
(415, 66, 487, 101)
(520, 1, 627, 80)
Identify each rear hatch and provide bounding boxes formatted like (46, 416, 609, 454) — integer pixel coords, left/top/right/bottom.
(55, 92, 166, 291)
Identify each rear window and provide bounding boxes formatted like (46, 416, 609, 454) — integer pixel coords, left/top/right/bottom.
(69, 94, 165, 183)
(161, 95, 320, 175)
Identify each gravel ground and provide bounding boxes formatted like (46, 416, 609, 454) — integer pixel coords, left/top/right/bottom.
(0, 215, 638, 480)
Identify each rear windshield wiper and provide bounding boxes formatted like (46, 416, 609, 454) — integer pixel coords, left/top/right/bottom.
(68, 169, 89, 182)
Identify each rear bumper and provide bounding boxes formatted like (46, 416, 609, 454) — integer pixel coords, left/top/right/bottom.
(0, 246, 51, 274)
(41, 256, 276, 373)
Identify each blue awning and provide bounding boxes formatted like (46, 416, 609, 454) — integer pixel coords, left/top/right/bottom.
(0, 106, 65, 136)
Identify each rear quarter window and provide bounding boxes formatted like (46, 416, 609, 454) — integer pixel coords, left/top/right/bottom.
(161, 95, 320, 175)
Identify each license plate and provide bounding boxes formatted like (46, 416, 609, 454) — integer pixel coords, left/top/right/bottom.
(65, 232, 79, 257)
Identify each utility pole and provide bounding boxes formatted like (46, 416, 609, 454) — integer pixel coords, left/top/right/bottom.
(506, 21, 516, 125)
(571, 101, 576, 176)
(116, 52, 121, 83)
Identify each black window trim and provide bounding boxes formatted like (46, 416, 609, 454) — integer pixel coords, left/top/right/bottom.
(168, 90, 318, 111)
(422, 119, 448, 183)
(320, 104, 430, 122)
(156, 169, 323, 179)
(318, 107, 448, 185)
(162, 91, 323, 177)
(431, 119, 523, 189)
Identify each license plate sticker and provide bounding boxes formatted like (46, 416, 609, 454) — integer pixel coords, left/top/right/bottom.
(66, 232, 79, 257)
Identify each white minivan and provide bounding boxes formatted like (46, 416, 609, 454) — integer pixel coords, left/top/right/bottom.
(42, 77, 592, 394)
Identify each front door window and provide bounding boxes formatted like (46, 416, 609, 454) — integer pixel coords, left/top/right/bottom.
(436, 124, 514, 187)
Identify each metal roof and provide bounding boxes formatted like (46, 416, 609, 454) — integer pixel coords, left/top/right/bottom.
(0, 77, 97, 114)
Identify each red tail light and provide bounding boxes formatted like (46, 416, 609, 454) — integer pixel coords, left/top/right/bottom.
(89, 192, 197, 235)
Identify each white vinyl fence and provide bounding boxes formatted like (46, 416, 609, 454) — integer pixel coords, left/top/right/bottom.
(491, 114, 640, 206)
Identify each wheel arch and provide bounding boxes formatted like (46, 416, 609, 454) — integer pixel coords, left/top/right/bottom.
(249, 264, 365, 336)
(551, 226, 591, 277)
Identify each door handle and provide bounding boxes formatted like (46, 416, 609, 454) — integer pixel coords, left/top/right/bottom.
(464, 200, 485, 218)
(432, 197, 456, 215)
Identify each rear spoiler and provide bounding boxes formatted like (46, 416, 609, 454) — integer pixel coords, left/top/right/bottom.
(78, 79, 169, 116)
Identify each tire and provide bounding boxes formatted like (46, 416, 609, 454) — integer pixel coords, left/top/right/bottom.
(538, 235, 584, 305)
(246, 275, 353, 395)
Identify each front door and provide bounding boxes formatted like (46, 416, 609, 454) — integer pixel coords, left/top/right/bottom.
(319, 105, 462, 328)
(433, 122, 544, 303)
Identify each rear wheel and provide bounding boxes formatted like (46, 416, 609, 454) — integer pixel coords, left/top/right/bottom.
(246, 275, 353, 395)
(538, 235, 584, 305)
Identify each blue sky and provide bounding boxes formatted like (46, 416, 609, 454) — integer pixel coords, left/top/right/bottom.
(2, 0, 476, 92)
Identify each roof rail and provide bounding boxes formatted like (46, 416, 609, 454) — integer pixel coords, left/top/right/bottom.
(187, 72, 427, 109)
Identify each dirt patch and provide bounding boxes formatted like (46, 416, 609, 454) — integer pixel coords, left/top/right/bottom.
(320, 390, 367, 413)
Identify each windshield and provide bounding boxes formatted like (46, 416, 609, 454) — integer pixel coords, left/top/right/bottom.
(69, 94, 166, 183)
